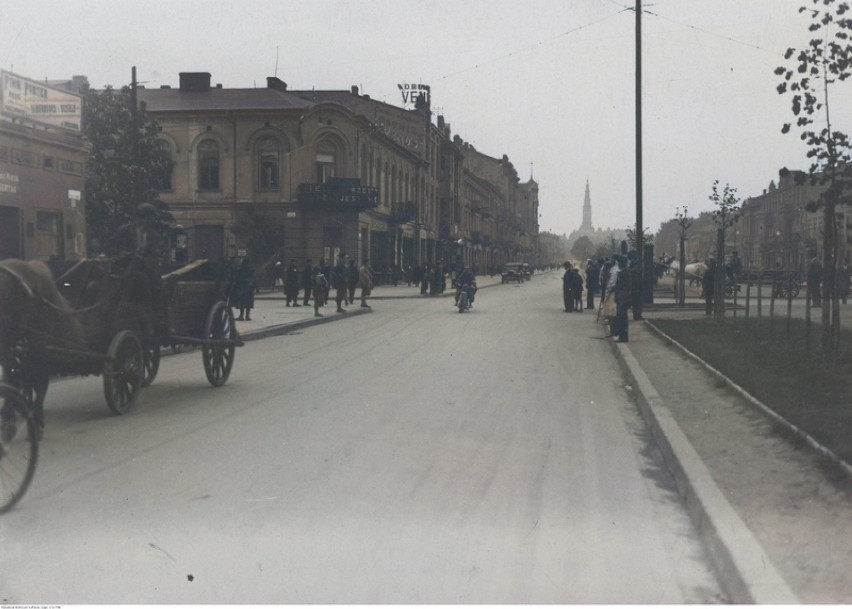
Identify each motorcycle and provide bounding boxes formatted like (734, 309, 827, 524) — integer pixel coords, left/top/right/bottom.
(457, 283, 476, 313)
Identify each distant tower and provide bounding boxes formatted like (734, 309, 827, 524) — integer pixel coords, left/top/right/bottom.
(580, 179, 594, 231)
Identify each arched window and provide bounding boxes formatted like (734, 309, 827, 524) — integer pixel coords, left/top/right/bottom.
(315, 140, 336, 184)
(257, 137, 280, 190)
(198, 140, 220, 190)
(154, 139, 173, 191)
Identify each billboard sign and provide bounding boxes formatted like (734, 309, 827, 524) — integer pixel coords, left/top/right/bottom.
(0, 70, 82, 131)
(397, 83, 430, 110)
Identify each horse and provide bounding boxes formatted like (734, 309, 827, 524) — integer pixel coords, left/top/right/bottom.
(669, 260, 708, 287)
(0, 258, 84, 432)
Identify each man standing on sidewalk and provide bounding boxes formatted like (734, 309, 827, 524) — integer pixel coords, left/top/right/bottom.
(359, 259, 374, 308)
(612, 255, 631, 342)
(347, 258, 359, 306)
(284, 259, 301, 307)
(332, 255, 348, 313)
(301, 259, 313, 306)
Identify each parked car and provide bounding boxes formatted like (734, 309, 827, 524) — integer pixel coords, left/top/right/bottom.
(501, 262, 527, 283)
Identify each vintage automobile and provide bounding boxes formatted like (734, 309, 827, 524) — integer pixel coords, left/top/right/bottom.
(501, 262, 528, 284)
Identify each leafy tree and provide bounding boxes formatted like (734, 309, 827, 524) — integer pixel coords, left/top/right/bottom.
(709, 181, 741, 320)
(775, 0, 852, 355)
(570, 235, 596, 260)
(82, 84, 173, 254)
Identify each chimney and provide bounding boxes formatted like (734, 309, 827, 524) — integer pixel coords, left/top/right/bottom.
(267, 76, 288, 91)
(351, 85, 359, 95)
(179, 72, 212, 92)
(437, 115, 445, 129)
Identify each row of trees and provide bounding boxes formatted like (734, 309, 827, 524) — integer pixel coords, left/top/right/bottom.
(654, 0, 851, 358)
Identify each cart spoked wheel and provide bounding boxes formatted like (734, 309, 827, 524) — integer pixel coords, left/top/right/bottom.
(0, 383, 38, 514)
(141, 344, 161, 388)
(202, 301, 236, 387)
(103, 330, 144, 415)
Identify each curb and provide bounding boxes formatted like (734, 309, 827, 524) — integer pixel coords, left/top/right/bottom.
(609, 333, 800, 604)
(239, 307, 372, 342)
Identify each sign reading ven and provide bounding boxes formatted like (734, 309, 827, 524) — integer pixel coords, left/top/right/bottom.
(397, 83, 430, 110)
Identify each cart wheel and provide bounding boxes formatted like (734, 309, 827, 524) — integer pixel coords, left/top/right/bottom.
(203, 301, 235, 387)
(141, 344, 161, 388)
(103, 330, 143, 415)
(0, 383, 38, 514)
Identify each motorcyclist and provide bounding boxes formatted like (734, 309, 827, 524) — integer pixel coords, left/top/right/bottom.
(454, 266, 477, 306)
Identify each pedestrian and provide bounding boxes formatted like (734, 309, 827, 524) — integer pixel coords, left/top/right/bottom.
(391, 264, 400, 287)
(702, 259, 716, 315)
(562, 261, 574, 312)
(421, 264, 430, 295)
(359, 258, 374, 307)
(599, 258, 613, 308)
(284, 259, 300, 306)
(231, 257, 255, 321)
(346, 258, 359, 306)
(320, 257, 332, 305)
(612, 255, 631, 341)
(332, 255, 348, 313)
(585, 259, 598, 309)
(807, 256, 823, 307)
(311, 266, 328, 317)
(301, 259, 313, 306)
(571, 267, 584, 312)
(839, 258, 850, 305)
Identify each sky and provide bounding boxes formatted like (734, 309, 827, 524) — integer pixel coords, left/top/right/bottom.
(2, 0, 850, 237)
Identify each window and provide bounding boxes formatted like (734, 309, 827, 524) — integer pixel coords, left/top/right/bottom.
(57, 158, 83, 175)
(36, 211, 60, 233)
(257, 137, 280, 189)
(42, 156, 54, 171)
(198, 139, 220, 190)
(12, 149, 37, 167)
(154, 139, 173, 191)
(315, 140, 336, 184)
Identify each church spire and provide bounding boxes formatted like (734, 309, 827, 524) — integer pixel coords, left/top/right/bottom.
(581, 179, 593, 231)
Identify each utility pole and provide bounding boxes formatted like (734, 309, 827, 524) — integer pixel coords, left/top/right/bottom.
(635, 0, 645, 305)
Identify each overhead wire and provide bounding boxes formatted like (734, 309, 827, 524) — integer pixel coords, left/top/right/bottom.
(436, 8, 631, 81)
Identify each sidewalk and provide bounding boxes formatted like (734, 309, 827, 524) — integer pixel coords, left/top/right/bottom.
(610, 307, 852, 603)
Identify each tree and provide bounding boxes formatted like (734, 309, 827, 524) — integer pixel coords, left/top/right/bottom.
(709, 181, 741, 320)
(674, 206, 693, 306)
(82, 83, 173, 254)
(570, 235, 596, 260)
(775, 0, 852, 355)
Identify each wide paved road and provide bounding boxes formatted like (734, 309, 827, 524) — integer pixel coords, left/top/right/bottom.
(0, 272, 724, 603)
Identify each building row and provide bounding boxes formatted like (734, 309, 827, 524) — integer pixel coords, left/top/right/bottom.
(0, 68, 541, 281)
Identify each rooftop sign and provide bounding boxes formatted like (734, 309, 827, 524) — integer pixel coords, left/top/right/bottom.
(0, 70, 82, 131)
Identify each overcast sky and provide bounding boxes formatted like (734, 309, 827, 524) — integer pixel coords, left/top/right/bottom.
(2, 0, 850, 237)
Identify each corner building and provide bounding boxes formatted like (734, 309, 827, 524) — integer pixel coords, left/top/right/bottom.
(139, 72, 539, 279)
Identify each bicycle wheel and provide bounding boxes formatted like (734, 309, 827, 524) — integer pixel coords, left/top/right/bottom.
(0, 384, 38, 514)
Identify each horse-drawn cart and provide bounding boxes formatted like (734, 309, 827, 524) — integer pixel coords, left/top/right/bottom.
(1, 255, 242, 512)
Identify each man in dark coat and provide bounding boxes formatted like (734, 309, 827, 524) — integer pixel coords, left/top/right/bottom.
(301, 259, 313, 306)
(562, 262, 574, 312)
(612, 255, 631, 341)
(232, 257, 255, 321)
(331, 255, 349, 313)
(346, 259, 359, 306)
(284, 259, 300, 307)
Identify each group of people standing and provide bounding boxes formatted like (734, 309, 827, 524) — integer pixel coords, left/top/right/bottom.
(562, 255, 641, 342)
(231, 254, 374, 321)
(276, 255, 374, 317)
